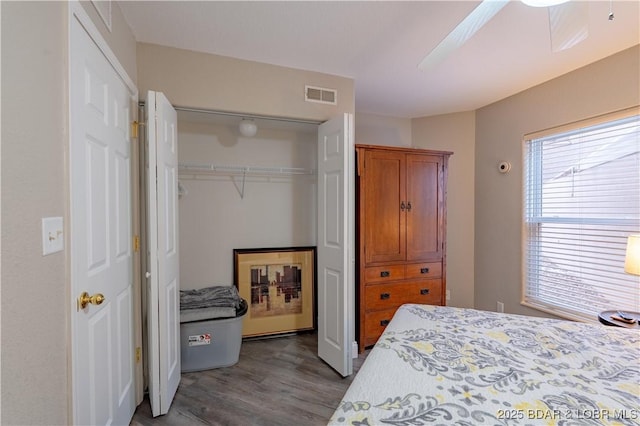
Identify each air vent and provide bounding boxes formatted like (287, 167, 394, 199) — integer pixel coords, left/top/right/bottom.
(305, 85, 337, 105)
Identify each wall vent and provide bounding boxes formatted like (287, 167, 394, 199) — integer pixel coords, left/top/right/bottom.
(305, 85, 337, 105)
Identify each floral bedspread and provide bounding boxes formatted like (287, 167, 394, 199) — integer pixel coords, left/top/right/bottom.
(329, 304, 640, 426)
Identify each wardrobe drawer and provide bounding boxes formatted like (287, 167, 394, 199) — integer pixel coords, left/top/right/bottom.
(364, 279, 443, 311)
(405, 262, 442, 279)
(363, 308, 398, 347)
(364, 265, 405, 283)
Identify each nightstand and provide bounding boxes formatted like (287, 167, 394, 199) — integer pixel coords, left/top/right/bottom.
(598, 310, 640, 329)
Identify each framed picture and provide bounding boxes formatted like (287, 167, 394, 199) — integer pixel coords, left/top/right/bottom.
(233, 246, 316, 337)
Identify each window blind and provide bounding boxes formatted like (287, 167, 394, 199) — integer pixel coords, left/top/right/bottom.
(523, 114, 640, 321)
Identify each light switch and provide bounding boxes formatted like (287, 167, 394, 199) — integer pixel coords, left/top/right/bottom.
(42, 217, 64, 255)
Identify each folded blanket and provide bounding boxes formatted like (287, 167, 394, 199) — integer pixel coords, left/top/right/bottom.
(180, 285, 240, 310)
(179, 298, 248, 323)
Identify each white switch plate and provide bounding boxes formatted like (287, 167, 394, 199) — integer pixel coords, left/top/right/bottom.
(42, 217, 64, 255)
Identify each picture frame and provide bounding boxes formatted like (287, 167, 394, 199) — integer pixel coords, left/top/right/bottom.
(233, 246, 316, 337)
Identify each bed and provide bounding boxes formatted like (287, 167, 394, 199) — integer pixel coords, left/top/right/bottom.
(329, 304, 640, 425)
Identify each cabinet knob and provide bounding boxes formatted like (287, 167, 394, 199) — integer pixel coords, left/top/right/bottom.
(380, 271, 390, 277)
(400, 201, 406, 211)
(420, 267, 429, 274)
(420, 288, 430, 295)
(407, 201, 412, 211)
(380, 293, 390, 300)
(380, 319, 390, 326)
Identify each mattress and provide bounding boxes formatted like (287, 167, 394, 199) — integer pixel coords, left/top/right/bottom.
(329, 304, 640, 425)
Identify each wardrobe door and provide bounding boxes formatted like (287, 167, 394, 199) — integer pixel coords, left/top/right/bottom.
(363, 149, 406, 264)
(406, 154, 444, 262)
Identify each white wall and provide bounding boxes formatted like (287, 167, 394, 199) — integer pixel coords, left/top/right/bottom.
(1, 3, 69, 423)
(412, 111, 476, 309)
(1, 1, 137, 424)
(137, 43, 355, 122)
(474, 45, 640, 318)
(355, 112, 412, 147)
(177, 118, 317, 289)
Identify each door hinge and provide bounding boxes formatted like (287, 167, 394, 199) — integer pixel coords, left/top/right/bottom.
(131, 121, 145, 139)
(133, 235, 140, 252)
(135, 347, 141, 363)
(131, 121, 139, 139)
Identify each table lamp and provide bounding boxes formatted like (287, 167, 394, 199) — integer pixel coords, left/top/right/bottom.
(625, 234, 640, 276)
(615, 234, 640, 324)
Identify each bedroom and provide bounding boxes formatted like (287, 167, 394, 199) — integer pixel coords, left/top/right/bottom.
(1, 1, 639, 425)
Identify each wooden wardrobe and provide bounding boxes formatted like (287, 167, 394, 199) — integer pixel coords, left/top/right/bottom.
(356, 144, 452, 352)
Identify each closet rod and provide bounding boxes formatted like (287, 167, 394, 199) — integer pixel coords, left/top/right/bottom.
(173, 106, 323, 126)
(178, 162, 316, 176)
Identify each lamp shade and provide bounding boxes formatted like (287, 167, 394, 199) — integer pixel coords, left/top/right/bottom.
(624, 235, 640, 276)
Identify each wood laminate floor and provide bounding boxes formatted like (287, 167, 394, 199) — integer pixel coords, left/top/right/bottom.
(130, 333, 369, 426)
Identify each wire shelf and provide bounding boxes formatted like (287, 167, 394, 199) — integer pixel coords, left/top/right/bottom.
(178, 162, 316, 177)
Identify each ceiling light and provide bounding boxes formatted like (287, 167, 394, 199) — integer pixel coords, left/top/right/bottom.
(239, 119, 257, 137)
(521, 0, 569, 7)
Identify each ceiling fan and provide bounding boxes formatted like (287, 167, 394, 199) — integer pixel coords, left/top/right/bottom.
(418, 0, 591, 71)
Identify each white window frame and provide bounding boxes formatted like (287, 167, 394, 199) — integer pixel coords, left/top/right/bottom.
(522, 108, 640, 322)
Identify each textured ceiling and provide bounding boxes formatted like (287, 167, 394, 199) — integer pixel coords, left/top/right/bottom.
(120, 1, 640, 118)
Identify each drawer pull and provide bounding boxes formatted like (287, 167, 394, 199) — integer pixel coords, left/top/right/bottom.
(380, 293, 390, 300)
(380, 319, 390, 326)
(380, 271, 390, 277)
(420, 267, 430, 274)
(420, 288, 430, 295)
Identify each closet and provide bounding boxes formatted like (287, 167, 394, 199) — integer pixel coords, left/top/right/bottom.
(174, 108, 355, 377)
(356, 144, 452, 351)
(175, 110, 319, 288)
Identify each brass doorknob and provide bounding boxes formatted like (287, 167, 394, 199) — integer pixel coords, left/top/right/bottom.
(77, 291, 105, 310)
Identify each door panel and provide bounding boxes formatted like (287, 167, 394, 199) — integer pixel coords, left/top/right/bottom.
(70, 12, 135, 425)
(115, 152, 132, 259)
(86, 139, 109, 271)
(317, 113, 354, 377)
(364, 150, 406, 264)
(406, 155, 443, 261)
(146, 91, 181, 416)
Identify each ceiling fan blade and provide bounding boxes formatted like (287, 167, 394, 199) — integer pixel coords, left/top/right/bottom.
(418, 0, 509, 71)
(548, 1, 588, 52)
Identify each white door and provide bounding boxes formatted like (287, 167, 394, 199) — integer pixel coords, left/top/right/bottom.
(70, 11, 136, 426)
(317, 113, 355, 377)
(145, 91, 181, 416)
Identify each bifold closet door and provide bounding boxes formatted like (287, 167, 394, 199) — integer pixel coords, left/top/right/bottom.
(145, 90, 181, 417)
(317, 113, 355, 378)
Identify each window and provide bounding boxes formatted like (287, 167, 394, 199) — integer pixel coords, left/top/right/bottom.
(523, 112, 640, 321)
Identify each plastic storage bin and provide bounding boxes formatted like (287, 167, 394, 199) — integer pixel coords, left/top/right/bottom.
(180, 300, 247, 372)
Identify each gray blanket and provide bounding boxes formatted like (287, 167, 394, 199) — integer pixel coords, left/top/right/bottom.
(179, 285, 241, 310)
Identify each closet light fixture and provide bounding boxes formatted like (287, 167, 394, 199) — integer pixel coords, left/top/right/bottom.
(239, 119, 257, 137)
